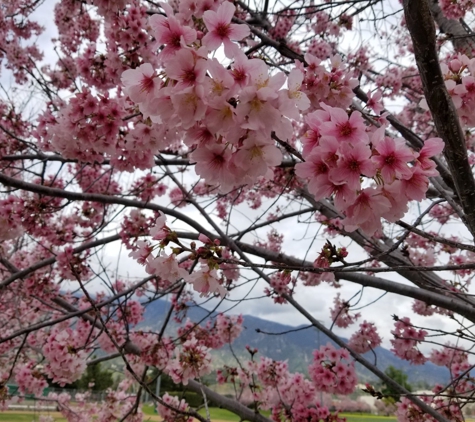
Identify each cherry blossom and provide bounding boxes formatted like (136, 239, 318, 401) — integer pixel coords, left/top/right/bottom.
(121, 63, 160, 104)
(202, 2, 250, 58)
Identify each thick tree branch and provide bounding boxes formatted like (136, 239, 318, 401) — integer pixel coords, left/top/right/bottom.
(403, 0, 475, 240)
(429, 0, 475, 56)
(187, 380, 273, 422)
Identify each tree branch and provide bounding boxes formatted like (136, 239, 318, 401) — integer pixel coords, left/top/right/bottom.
(403, 0, 475, 240)
(429, 0, 475, 56)
(0, 234, 122, 289)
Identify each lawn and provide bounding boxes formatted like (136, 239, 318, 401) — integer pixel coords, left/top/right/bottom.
(146, 405, 397, 422)
(341, 414, 397, 422)
(0, 411, 66, 421)
(0, 409, 426, 422)
(4, 408, 475, 422)
(199, 407, 251, 420)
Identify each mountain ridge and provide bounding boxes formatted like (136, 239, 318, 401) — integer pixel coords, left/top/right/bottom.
(140, 300, 449, 386)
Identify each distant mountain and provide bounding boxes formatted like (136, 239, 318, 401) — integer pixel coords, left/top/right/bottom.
(139, 300, 449, 386)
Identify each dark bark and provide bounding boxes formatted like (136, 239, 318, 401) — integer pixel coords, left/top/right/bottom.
(403, 0, 475, 241)
(429, 0, 475, 56)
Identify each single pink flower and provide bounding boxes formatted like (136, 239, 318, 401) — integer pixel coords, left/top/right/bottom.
(149, 11, 197, 60)
(343, 187, 391, 235)
(186, 267, 227, 297)
(191, 143, 233, 186)
(234, 134, 283, 181)
(295, 150, 329, 178)
(320, 107, 368, 144)
(329, 145, 375, 190)
(278, 69, 310, 120)
(205, 58, 235, 98)
(202, 2, 250, 58)
(416, 137, 444, 176)
(373, 137, 415, 183)
(301, 109, 331, 157)
(380, 181, 409, 222)
(401, 167, 429, 201)
(165, 48, 207, 92)
(230, 52, 263, 88)
(121, 63, 159, 104)
(366, 90, 384, 114)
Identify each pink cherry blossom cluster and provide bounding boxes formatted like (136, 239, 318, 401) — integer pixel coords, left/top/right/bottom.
(0, 103, 30, 158)
(221, 356, 344, 421)
(0, 212, 23, 242)
(429, 344, 475, 396)
(312, 11, 344, 37)
(297, 54, 357, 110)
(119, 1, 315, 191)
(176, 313, 243, 349)
(430, 343, 468, 368)
(265, 271, 295, 304)
(157, 393, 193, 422)
(330, 294, 361, 328)
(215, 313, 244, 344)
(412, 300, 438, 317)
(348, 321, 382, 354)
(269, 10, 296, 41)
(0, 1, 43, 84)
(45, 1, 148, 90)
(132, 312, 243, 386)
(254, 229, 284, 253)
(117, 300, 144, 326)
(37, 90, 126, 165)
(440, 0, 473, 19)
(309, 343, 357, 394)
(130, 174, 167, 202)
(127, 217, 232, 298)
(296, 104, 444, 235)
(307, 39, 333, 60)
(42, 328, 89, 386)
(56, 246, 92, 281)
(375, 67, 404, 98)
(138, 333, 175, 370)
(313, 242, 348, 284)
(438, 54, 475, 127)
(53, 0, 100, 55)
(46, 379, 143, 422)
(396, 394, 463, 422)
(14, 363, 48, 397)
(428, 203, 455, 224)
(390, 317, 427, 365)
(168, 335, 212, 385)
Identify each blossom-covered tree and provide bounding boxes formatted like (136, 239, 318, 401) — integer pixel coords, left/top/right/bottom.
(2, 0, 475, 421)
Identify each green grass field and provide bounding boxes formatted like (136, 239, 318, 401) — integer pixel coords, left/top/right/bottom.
(0, 409, 399, 421)
(342, 414, 396, 422)
(142, 404, 155, 415)
(0, 409, 403, 422)
(0, 414, 66, 422)
(199, 407, 252, 420)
